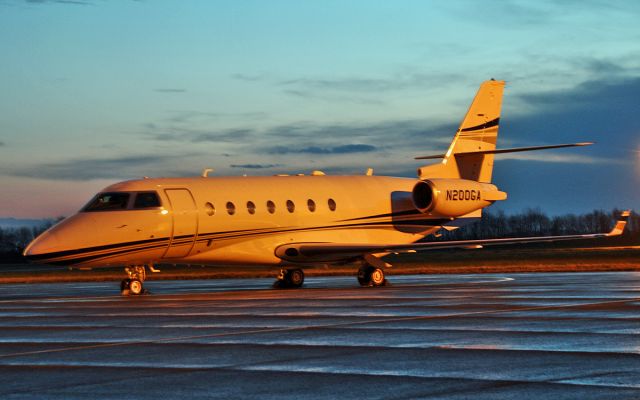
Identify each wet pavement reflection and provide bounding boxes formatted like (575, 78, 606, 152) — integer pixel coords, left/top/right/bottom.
(0, 272, 639, 399)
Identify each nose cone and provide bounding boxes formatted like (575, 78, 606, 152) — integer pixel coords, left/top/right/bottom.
(23, 230, 64, 262)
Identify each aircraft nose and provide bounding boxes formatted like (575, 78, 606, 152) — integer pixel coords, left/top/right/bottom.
(23, 230, 63, 261)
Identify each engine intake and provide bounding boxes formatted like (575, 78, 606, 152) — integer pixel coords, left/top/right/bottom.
(412, 178, 506, 217)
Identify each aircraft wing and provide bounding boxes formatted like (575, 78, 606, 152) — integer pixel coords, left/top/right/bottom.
(276, 210, 631, 263)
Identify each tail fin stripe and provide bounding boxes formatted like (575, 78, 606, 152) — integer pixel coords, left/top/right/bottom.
(459, 117, 500, 132)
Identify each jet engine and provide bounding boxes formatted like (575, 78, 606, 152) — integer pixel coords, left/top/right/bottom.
(412, 178, 506, 217)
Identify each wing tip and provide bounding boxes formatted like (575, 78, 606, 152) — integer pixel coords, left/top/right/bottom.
(608, 209, 632, 236)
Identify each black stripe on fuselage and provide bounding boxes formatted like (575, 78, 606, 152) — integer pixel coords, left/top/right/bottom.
(25, 236, 170, 262)
(44, 242, 172, 266)
(25, 226, 282, 263)
(193, 217, 451, 242)
(29, 218, 452, 265)
(458, 117, 499, 133)
(339, 209, 422, 222)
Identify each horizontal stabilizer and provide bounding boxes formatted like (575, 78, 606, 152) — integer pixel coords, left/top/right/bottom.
(415, 142, 594, 160)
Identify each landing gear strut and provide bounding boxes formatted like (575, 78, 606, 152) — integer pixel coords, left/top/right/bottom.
(357, 265, 387, 287)
(121, 265, 149, 296)
(273, 268, 304, 289)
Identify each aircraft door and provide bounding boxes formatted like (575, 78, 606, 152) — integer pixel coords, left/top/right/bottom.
(163, 189, 198, 259)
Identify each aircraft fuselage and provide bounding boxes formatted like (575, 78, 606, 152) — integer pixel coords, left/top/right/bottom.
(25, 175, 469, 268)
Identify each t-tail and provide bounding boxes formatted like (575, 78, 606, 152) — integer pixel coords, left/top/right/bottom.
(416, 79, 592, 183)
(417, 79, 504, 182)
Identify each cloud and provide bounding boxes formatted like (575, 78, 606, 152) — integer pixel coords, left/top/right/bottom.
(266, 144, 378, 155)
(145, 112, 452, 147)
(580, 59, 628, 76)
(457, 1, 554, 27)
(492, 152, 623, 165)
(229, 70, 464, 104)
(0, 141, 5, 147)
(230, 164, 282, 169)
(282, 89, 385, 105)
(444, 1, 639, 30)
(279, 72, 464, 94)
(136, 73, 639, 188)
(153, 128, 254, 143)
(143, 115, 455, 162)
(10, 153, 202, 181)
(154, 88, 187, 93)
(507, 76, 640, 157)
(260, 120, 453, 144)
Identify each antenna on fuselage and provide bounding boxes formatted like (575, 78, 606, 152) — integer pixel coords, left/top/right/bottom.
(201, 168, 214, 178)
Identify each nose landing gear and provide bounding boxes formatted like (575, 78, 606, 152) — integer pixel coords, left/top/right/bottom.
(121, 265, 149, 296)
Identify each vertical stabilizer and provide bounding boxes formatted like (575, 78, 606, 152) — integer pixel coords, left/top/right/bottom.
(418, 80, 505, 183)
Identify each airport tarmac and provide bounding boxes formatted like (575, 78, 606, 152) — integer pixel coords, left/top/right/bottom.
(0, 272, 639, 399)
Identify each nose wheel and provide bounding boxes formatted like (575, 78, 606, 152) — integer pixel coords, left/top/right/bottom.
(121, 265, 149, 295)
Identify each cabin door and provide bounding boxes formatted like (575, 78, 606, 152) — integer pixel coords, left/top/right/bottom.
(163, 189, 198, 259)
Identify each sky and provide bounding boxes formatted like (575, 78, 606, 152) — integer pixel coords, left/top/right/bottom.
(0, 0, 639, 218)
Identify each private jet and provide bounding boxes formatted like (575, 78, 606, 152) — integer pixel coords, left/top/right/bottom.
(24, 80, 631, 295)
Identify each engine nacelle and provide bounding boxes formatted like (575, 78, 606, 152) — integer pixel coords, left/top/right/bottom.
(412, 178, 506, 217)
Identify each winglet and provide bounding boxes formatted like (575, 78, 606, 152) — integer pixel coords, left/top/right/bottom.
(608, 210, 631, 236)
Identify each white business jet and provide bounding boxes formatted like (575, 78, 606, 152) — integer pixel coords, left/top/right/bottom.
(24, 80, 630, 295)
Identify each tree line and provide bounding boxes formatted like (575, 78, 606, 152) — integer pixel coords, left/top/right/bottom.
(0, 209, 637, 263)
(436, 208, 639, 243)
(0, 219, 62, 262)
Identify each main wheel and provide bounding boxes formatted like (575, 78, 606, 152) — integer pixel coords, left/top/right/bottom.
(287, 269, 304, 288)
(370, 267, 385, 286)
(357, 266, 371, 286)
(357, 266, 386, 287)
(128, 279, 144, 295)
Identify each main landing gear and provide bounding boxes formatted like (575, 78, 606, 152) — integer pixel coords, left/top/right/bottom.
(273, 268, 305, 289)
(121, 265, 149, 296)
(273, 264, 387, 289)
(357, 265, 387, 287)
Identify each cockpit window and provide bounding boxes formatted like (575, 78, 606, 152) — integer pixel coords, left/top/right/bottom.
(83, 192, 130, 212)
(134, 192, 161, 208)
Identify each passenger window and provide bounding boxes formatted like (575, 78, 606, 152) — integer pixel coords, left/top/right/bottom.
(328, 198, 336, 211)
(247, 201, 256, 215)
(226, 202, 236, 215)
(205, 202, 215, 216)
(83, 192, 130, 212)
(267, 200, 276, 214)
(133, 192, 161, 208)
(286, 200, 295, 213)
(307, 199, 316, 212)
